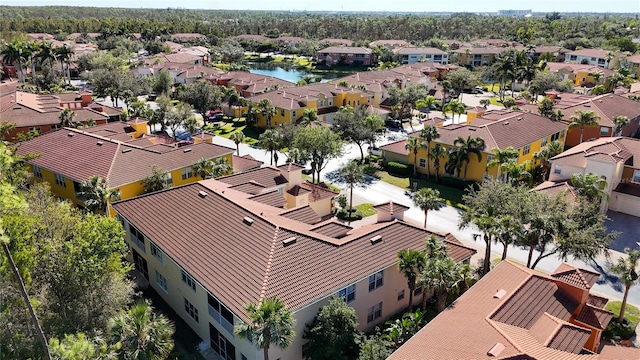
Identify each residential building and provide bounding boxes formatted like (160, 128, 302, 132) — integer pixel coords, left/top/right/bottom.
(132, 62, 224, 85)
(316, 46, 373, 66)
(564, 49, 614, 68)
(15, 122, 234, 207)
(541, 136, 640, 217)
(170, 33, 208, 43)
(546, 62, 615, 87)
(211, 71, 295, 98)
(530, 45, 568, 62)
(368, 40, 412, 48)
(317, 38, 354, 47)
(390, 260, 639, 359)
(383, 110, 569, 182)
(111, 171, 476, 360)
(392, 47, 449, 64)
(497, 9, 532, 16)
(627, 54, 640, 76)
(454, 46, 506, 66)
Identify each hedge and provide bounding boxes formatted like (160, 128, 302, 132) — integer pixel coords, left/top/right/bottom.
(387, 161, 411, 176)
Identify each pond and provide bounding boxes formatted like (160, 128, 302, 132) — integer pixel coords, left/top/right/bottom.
(246, 62, 346, 83)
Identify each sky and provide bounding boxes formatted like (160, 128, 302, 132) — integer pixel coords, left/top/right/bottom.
(3, 0, 639, 13)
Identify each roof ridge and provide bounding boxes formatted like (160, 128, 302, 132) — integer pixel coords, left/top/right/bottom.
(260, 226, 280, 301)
(105, 143, 120, 184)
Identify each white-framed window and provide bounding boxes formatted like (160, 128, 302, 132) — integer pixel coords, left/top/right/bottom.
(150, 242, 164, 264)
(55, 173, 66, 187)
(369, 270, 383, 292)
(600, 127, 609, 136)
(164, 173, 172, 186)
(522, 145, 531, 155)
(182, 167, 193, 180)
(418, 158, 427, 168)
(632, 170, 640, 184)
(551, 132, 560, 141)
(367, 302, 382, 323)
(130, 226, 145, 253)
(541, 137, 548, 147)
(156, 270, 168, 293)
(292, 110, 297, 118)
(553, 165, 562, 175)
(182, 270, 196, 292)
(32, 165, 42, 178)
(338, 284, 356, 303)
(184, 298, 199, 322)
(397, 290, 405, 301)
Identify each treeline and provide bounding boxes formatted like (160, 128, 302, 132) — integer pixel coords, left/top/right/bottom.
(1, 6, 639, 47)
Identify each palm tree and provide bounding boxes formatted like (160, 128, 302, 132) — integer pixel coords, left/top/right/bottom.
(36, 41, 57, 74)
(243, 101, 260, 127)
(109, 301, 175, 360)
(571, 173, 608, 202)
(588, 71, 603, 85)
(212, 157, 232, 178)
(486, 147, 519, 182)
(569, 110, 600, 144)
(59, 108, 76, 127)
(193, 158, 215, 180)
(300, 108, 318, 125)
(610, 248, 640, 322)
(412, 188, 444, 228)
(235, 297, 296, 360)
(26, 41, 40, 82)
(613, 115, 630, 136)
(502, 159, 532, 185)
(429, 144, 447, 183)
(259, 129, 283, 166)
(229, 131, 246, 155)
(419, 250, 461, 312)
(1, 39, 29, 82)
(405, 137, 425, 178)
(449, 100, 466, 124)
(415, 95, 439, 120)
(419, 125, 440, 179)
(142, 165, 170, 193)
(54, 45, 74, 84)
(495, 53, 515, 101)
(339, 161, 365, 216)
(453, 135, 486, 181)
(78, 176, 120, 214)
(258, 98, 277, 128)
(397, 249, 426, 312)
(533, 140, 563, 179)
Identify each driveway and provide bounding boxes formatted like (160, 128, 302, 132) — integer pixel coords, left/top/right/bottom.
(606, 210, 640, 252)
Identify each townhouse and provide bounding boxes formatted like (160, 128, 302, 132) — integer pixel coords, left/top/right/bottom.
(540, 136, 640, 217)
(132, 61, 225, 85)
(546, 62, 615, 87)
(316, 46, 373, 66)
(317, 38, 354, 47)
(392, 47, 449, 65)
(111, 165, 476, 360)
(245, 83, 373, 127)
(564, 49, 614, 68)
(382, 110, 569, 182)
(368, 39, 412, 48)
(627, 54, 640, 76)
(453, 46, 506, 67)
(15, 121, 234, 207)
(211, 71, 295, 98)
(390, 260, 638, 359)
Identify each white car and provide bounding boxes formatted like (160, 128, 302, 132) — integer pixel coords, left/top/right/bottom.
(368, 146, 382, 156)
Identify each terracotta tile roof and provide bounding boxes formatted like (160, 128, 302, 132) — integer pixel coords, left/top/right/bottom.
(444, 238, 476, 262)
(248, 190, 287, 208)
(228, 182, 266, 195)
(454, 46, 507, 55)
(369, 40, 411, 47)
(551, 264, 600, 289)
(550, 137, 640, 169)
(598, 344, 640, 359)
(566, 48, 610, 58)
(392, 47, 447, 55)
(232, 154, 263, 173)
(277, 162, 305, 172)
(534, 181, 579, 208)
(226, 34, 271, 42)
(373, 200, 410, 215)
(216, 71, 295, 95)
(280, 205, 321, 224)
(300, 180, 339, 202)
(627, 54, 640, 64)
(381, 139, 409, 155)
(575, 304, 614, 330)
(547, 324, 592, 354)
(217, 166, 288, 188)
(286, 184, 310, 196)
(587, 294, 609, 308)
(318, 38, 354, 46)
(547, 62, 615, 78)
(309, 221, 353, 238)
(317, 46, 372, 55)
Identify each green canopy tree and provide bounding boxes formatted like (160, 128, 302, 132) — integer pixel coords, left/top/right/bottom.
(333, 106, 383, 162)
(293, 126, 343, 183)
(177, 81, 224, 120)
(610, 248, 640, 322)
(142, 165, 170, 193)
(339, 161, 365, 217)
(397, 249, 426, 312)
(302, 297, 360, 360)
(412, 188, 444, 228)
(571, 172, 608, 202)
(533, 140, 563, 180)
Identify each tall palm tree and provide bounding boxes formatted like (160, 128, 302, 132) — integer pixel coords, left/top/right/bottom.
(36, 41, 57, 74)
(193, 158, 214, 180)
(419, 125, 440, 179)
(397, 249, 426, 312)
(26, 41, 40, 82)
(449, 100, 466, 124)
(243, 101, 260, 127)
(259, 129, 283, 166)
(78, 176, 120, 214)
(418, 251, 461, 312)
(1, 39, 29, 82)
(613, 115, 630, 136)
(502, 159, 532, 185)
(494, 53, 515, 101)
(569, 110, 600, 144)
(59, 108, 76, 127)
(429, 144, 447, 183)
(405, 137, 425, 177)
(212, 157, 232, 178)
(415, 95, 439, 120)
(412, 187, 444, 228)
(257, 98, 277, 127)
(453, 135, 486, 181)
(610, 248, 640, 322)
(533, 140, 563, 179)
(571, 173, 608, 202)
(109, 301, 175, 360)
(339, 161, 365, 216)
(54, 45, 74, 85)
(300, 108, 318, 125)
(229, 131, 246, 155)
(235, 297, 296, 360)
(486, 147, 519, 182)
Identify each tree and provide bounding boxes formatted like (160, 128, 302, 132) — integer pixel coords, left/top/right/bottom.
(412, 188, 444, 228)
(49, 332, 116, 360)
(165, 102, 193, 141)
(257, 98, 277, 128)
(302, 297, 360, 360)
(183, 117, 200, 136)
(571, 173, 608, 202)
(153, 68, 172, 95)
(453, 135, 486, 181)
(405, 137, 425, 178)
(339, 161, 365, 217)
(178, 81, 223, 120)
(234, 298, 296, 360)
(59, 108, 76, 128)
(613, 115, 630, 136)
(259, 129, 283, 166)
(415, 95, 439, 120)
(142, 166, 170, 193)
(212, 157, 232, 178)
(1, 39, 29, 82)
(397, 249, 426, 312)
(243, 101, 260, 127)
(229, 131, 246, 155)
(486, 147, 519, 182)
(446, 67, 479, 101)
(357, 335, 390, 360)
(293, 126, 343, 183)
(109, 301, 175, 360)
(332, 106, 383, 162)
(444, 99, 466, 123)
(419, 125, 439, 179)
(192, 158, 214, 180)
(53, 44, 74, 85)
(387, 84, 427, 131)
(300, 108, 318, 125)
(78, 176, 120, 214)
(418, 238, 462, 312)
(569, 110, 600, 144)
(537, 97, 556, 119)
(533, 140, 563, 180)
(610, 248, 640, 322)
(429, 144, 447, 183)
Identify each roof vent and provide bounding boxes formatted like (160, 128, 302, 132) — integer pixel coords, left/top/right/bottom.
(584, 104, 590, 107)
(469, 128, 476, 131)
(493, 289, 507, 299)
(121, 148, 132, 153)
(487, 343, 505, 357)
(183, 148, 192, 153)
(517, 117, 522, 121)
(370, 235, 382, 244)
(243, 216, 254, 225)
(503, 121, 509, 125)
(96, 141, 103, 146)
(67, 132, 74, 137)
(282, 237, 297, 246)
(198, 191, 208, 198)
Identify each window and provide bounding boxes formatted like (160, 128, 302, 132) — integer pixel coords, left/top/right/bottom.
(570, 55, 577, 61)
(369, 270, 383, 291)
(413, 287, 423, 296)
(280, 109, 285, 116)
(208, 294, 234, 334)
(522, 145, 531, 155)
(181, 167, 193, 180)
(184, 298, 199, 322)
(156, 270, 168, 293)
(292, 110, 297, 118)
(130, 226, 145, 253)
(541, 137, 548, 147)
(553, 165, 562, 175)
(560, 129, 566, 138)
(210, 324, 235, 360)
(418, 158, 426, 168)
(367, 302, 382, 323)
(551, 132, 560, 141)
(632, 170, 640, 184)
(150, 243, 164, 264)
(182, 270, 196, 291)
(339, 284, 356, 303)
(164, 173, 172, 186)
(32, 165, 42, 178)
(55, 173, 66, 187)
(487, 155, 495, 163)
(600, 127, 609, 136)
(397, 290, 405, 301)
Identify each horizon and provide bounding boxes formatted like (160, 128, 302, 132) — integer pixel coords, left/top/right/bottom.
(1, 0, 639, 14)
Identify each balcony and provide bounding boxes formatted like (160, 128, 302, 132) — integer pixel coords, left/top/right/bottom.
(208, 305, 234, 336)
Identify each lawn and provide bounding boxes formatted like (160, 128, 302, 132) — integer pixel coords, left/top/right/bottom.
(376, 171, 466, 208)
(606, 301, 640, 325)
(209, 121, 261, 145)
(355, 203, 377, 217)
(489, 97, 505, 107)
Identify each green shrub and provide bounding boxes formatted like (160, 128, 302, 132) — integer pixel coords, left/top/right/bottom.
(387, 161, 411, 176)
(603, 319, 636, 340)
(336, 208, 363, 221)
(441, 177, 477, 190)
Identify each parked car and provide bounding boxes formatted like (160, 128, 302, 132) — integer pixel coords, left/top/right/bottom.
(385, 119, 401, 129)
(368, 146, 382, 156)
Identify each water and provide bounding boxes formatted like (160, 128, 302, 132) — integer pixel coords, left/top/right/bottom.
(246, 63, 342, 83)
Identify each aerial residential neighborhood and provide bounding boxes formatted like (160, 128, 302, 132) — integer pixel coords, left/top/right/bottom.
(1, 2, 640, 360)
